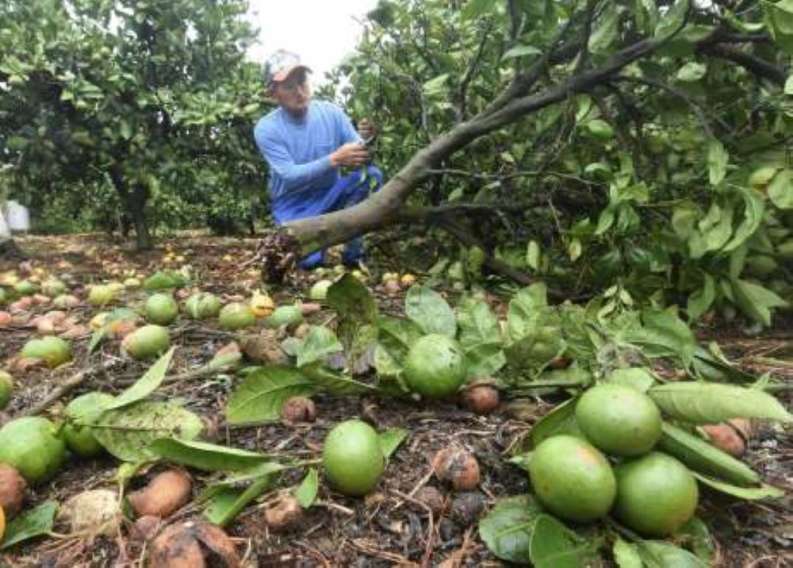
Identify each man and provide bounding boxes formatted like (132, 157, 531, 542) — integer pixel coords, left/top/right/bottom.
(253, 50, 383, 269)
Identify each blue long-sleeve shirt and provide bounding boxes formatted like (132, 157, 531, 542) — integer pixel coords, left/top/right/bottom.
(253, 100, 361, 215)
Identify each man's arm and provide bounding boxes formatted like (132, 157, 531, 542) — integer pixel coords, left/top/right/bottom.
(254, 127, 334, 194)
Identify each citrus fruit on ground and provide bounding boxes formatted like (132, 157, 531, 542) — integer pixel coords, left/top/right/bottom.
(218, 303, 256, 330)
(145, 293, 179, 325)
(309, 280, 333, 301)
(121, 325, 170, 360)
(41, 279, 67, 297)
(184, 293, 222, 319)
(575, 383, 662, 456)
(264, 305, 303, 328)
(14, 280, 38, 296)
(404, 334, 467, 399)
(322, 420, 384, 496)
(88, 284, 115, 306)
(613, 452, 699, 537)
(63, 392, 115, 458)
(0, 371, 13, 410)
(20, 336, 72, 368)
(0, 417, 67, 484)
(528, 435, 616, 523)
(250, 292, 276, 318)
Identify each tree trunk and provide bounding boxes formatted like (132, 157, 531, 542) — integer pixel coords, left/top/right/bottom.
(109, 165, 153, 251)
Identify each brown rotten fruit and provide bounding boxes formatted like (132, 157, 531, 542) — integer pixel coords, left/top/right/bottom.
(148, 519, 240, 568)
(281, 396, 317, 424)
(461, 384, 500, 415)
(128, 469, 192, 518)
(432, 448, 481, 491)
(264, 496, 303, 532)
(0, 464, 26, 518)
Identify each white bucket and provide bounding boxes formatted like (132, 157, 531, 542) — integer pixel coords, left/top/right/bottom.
(4, 200, 30, 232)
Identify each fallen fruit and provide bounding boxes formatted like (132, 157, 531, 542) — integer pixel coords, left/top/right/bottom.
(90, 312, 110, 330)
(0, 417, 68, 484)
(250, 291, 276, 318)
(432, 448, 481, 491)
(264, 496, 303, 532)
(404, 334, 467, 399)
(184, 292, 222, 319)
(41, 279, 67, 297)
(218, 302, 256, 330)
(131, 515, 162, 542)
(309, 279, 333, 301)
(528, 435, 616, 523)
(400, 273, 417, 287)
(122, 325, 170, 360)
(383, 280, 401, 296)
(20, 336, 73, 368)
(145, 293, 179, 325)
(701, 422, 746, 458)
(322, 420, 385, 496)
(0, 464, 26, 517)
(461, 384, 499, 415)
(128, 469, 192, 518)
(281, 396, 317, 424)
(613, 452, 698, 537)
(14, 280, 38, 297)
(52, 294, 80, 309)
(148, 519, 240, 568)
(123, 277, 141, 289)
(575, 382, 662, 457)
(240, 332, 287, 364)
(414, 486, 445, 516)
(88, 284, 115, 306)
(0, 371, 12, 410)
(264, 305, 303, 329)
(63, 392, 115, 458)
(0, 311, 11, 327)
(59, 489, 121, 537)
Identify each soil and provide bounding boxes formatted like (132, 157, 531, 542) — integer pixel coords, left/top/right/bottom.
(0, 233, 791, 567)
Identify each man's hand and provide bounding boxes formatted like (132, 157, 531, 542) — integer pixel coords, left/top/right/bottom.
(330, 143, 369, 168)
(358, 118, 376, 142)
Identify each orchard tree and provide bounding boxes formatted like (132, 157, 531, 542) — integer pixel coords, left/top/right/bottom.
(281, 0, 793, 325)
(0, 0, 267, 249)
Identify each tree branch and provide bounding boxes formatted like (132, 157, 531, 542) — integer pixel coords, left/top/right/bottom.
(457, 22, 493, 120)
(698, 43, 786, 86)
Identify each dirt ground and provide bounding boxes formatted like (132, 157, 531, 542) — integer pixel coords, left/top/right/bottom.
(0, 233, 791, 567)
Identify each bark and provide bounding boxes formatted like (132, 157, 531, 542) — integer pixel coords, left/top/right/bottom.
(109, 165, 153, 251)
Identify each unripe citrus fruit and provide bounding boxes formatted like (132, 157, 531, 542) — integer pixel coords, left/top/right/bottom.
(404, 334, 467, 399)
(575, 383, 662, 456)
(219, 303, 256, 330)
(14, 280, 38, 296)
(145, 293, 179, 325)
(528, 435, 616, 523)
(20, 336, 72, 368)
(88, 285, 115, 306)
(63, 392, 115, 458)
(309, 280, 333, 301)
(0, 371, 13, 410)
(613, 452, 698, 537)
(184, 293, 222, 319)
(264, 305, 303, 328)
(322, 420, 384, 496)
(0, 417, 67, 484)
(121, 325, 170, 360)
(41, 279, 66, 297)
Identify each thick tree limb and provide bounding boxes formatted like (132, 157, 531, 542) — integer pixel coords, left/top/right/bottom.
(698, 43, 787, 85)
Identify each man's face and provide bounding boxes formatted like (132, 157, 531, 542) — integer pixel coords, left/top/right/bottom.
(271, 69, 311, 116)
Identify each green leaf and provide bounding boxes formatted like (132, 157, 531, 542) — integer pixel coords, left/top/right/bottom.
(507, 283, 549, 341)
(637, 540, 707, 568)
(295, 468, 319, 508)
(607, 367, 656, 392)
(423, 73, 449, 97)
(731, 278, 788, 326)
(687, 273, 715, 320)
(613, 537, 643, 568)
(94, 401, 204, 462)
(405, 285, 456, 337)
(707, 139, 728, 186)
(295, 326, 343, 368)
(378, 427, 408, 459)
(0, 501, 57, 550)
(588, 3, 620, 53)
(658, 422, 760, 486)
(202, 475, 270, 526)
(148, 438, 271, 471)
(105, 348, 175, 410)
(300, 364, 376, 395)
(529, 399, 583, 449)
(655, 0, 690, 39)
(624, 308, 696, 367)
(723, 187, 764, 252)
(650, 383, 793, 424)
(526, 240, 541, 270)
(225, 366, 315, 425)
(692, 473, 785, 500)
(327, 274, 378, 357)
(462, 0, 496, 20)
(457, 298, 505, 376)
(678, 517, 715, 564)
(767, 168, 793, 209)
(479, 495, 543, 563)
(503, 44, 542, 59)
(785, 74, 793, 94)
(677, 61, 707, 82)
(530, 514, 596, 568)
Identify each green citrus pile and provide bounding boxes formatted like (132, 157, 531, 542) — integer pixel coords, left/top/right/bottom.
(528, 379, 699, 536)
